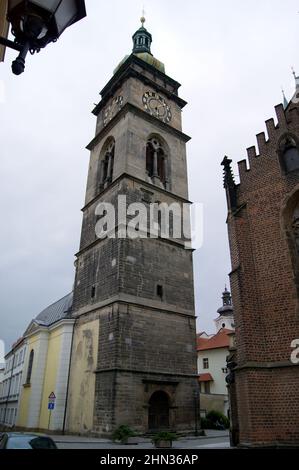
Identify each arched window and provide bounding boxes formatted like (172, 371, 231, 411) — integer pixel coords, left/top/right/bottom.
(282, 193, 299, 297)
(291, 203, 299, 257)
(146, 138, 168, 187)
(100, 138, 115, 189)
(279, 134, 299, 173)
(26, 350, 34, 384)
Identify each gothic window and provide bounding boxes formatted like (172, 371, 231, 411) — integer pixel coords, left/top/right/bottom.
(146, 145, 154, 177)
(146, 138, 168, 187)
(100, 138, 115, 189)
(279, 135, 299, 173)
(103, 154, 109, 182)
(291, 204, 299, 257)
(284, 196, 299, 296)
(157, 150, 166, 184)
(110, 150, 114, 178)
(26, 349, 34, 384)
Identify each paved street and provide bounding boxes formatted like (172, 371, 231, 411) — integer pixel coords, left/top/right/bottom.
(53, 431, 230, 450)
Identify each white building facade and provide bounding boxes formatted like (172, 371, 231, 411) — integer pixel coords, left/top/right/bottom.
(0, 337, 27, 429)
(197, 288, 235, 417)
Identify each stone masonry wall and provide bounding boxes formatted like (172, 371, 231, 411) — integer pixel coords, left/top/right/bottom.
(93, 302, 198, 434)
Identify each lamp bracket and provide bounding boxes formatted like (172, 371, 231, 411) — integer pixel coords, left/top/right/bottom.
(0, 36, 22, 52)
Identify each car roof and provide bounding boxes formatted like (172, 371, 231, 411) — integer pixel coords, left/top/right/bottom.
(4, 433, 52, 438)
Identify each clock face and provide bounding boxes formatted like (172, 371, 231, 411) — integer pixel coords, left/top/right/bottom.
(103, 95, 124, 126)
(142, 91, 172, 123)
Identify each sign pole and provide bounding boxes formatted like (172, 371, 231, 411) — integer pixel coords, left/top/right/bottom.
(47, 392, 56, 431)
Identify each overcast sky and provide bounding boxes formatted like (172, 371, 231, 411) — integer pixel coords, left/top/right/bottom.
(0, 0, 298, 352)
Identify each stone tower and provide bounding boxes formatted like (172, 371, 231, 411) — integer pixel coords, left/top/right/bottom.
(66, 19, 198, 436)
(222, 75, 299, 447)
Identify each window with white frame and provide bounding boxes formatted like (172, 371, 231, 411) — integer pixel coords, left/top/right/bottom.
(15, 375, 19, 395)
(11, 376, 15, 396)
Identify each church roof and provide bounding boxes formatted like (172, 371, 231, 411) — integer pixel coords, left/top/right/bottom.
(197, 328, 233, 351)
(35, 292, 73, 327)
(216, 305, 234, 316)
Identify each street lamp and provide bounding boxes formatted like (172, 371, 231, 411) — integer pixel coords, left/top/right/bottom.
(0, 0, 86, 75)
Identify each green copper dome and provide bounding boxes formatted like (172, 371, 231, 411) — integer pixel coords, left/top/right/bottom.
(134, 52, 165, 73)
(113, 18, 165, 75)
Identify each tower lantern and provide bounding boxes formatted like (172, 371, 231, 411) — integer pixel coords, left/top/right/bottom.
(132, 16, 152, 55)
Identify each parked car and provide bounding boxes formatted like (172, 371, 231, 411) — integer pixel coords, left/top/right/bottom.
(0, 432, 57, 449)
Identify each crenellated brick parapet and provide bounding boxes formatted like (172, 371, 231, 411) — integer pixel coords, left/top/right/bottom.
(235, 103, 299, 186)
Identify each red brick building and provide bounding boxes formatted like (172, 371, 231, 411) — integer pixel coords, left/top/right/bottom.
(222, 79, 299, 447)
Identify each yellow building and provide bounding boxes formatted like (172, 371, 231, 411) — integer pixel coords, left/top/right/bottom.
(17, 293, 74, 432)
(0, 0, 9, 62)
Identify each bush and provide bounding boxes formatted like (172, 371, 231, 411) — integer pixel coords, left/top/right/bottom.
(200, 417, 211, 429)
(112, 425, 136, 443)
(201, 410, 230, 430)
(151, 431, 177, 444)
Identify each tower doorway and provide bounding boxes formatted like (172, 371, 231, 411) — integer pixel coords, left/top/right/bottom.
(148, 391, 170, 430)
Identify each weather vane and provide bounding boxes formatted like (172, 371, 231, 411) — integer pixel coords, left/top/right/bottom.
(141, 6, 146, 26)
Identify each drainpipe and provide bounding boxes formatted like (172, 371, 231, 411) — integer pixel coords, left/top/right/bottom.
(62, 318, 76, 435)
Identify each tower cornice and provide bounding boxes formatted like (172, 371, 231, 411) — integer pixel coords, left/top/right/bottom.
(71, 295, 195, 320)
(92, 54, 187, 116)
(87, 102, 191, 151)
(81, 172, 192, 212)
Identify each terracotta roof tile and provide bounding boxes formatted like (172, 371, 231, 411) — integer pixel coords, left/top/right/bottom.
(197, 328, 233, 351)
(198, 373, 213, 382)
